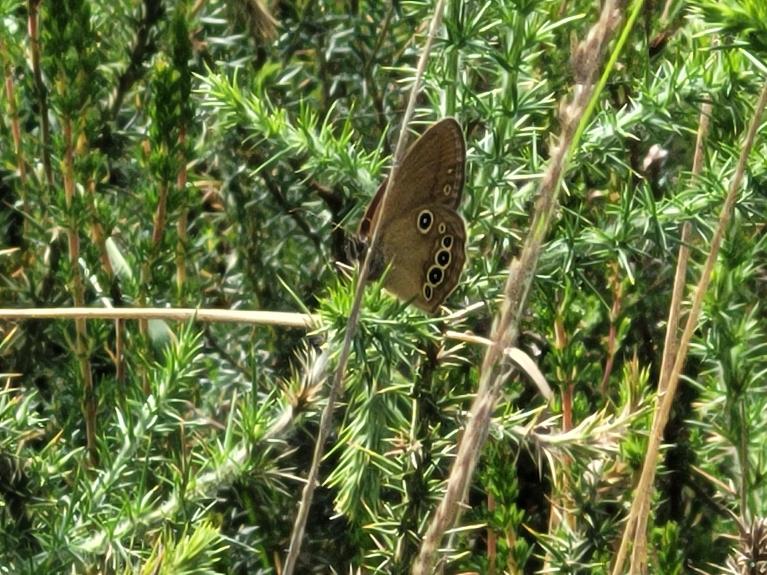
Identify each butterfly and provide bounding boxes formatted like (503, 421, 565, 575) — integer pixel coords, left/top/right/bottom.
(357, 118, 467, 313)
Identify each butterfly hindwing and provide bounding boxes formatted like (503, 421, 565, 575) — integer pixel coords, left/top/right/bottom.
(376, 206, 466, 313)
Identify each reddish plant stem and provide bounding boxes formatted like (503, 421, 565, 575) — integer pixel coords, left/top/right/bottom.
(63, 116, 97, 464)
(176, 126, 188, 297)
(2, 40, 28, 242)
(600, 264, 623, 396)
(2, 45, 26, 186)
(27, 0, 53, 187)
(487, 492, 497, 575)
(151, 182, 169, 248)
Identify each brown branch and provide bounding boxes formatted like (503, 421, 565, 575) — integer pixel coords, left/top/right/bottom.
(83, 170, 125, 384)
(84, 176, 115, 277)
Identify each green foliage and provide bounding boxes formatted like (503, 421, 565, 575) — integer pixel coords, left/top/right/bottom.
(142, 521, 227, 575)
(1, 0, 767, 573)
(691, 0, 767, 57)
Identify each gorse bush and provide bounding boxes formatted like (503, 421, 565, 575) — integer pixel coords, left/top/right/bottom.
(1, 0, 767, 573)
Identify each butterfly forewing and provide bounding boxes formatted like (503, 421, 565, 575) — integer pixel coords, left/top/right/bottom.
(358, 118, 466, 240)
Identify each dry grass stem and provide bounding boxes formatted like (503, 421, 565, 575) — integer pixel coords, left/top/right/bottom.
(0, 307, 317, 328)
(281, 2, 447, 572)
(625, 94, 713, 571)
(612, 82, 767, 575)
(412, 2, 625, 573)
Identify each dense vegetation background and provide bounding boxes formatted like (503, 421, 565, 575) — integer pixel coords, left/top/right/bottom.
(1, 0, 767, 573)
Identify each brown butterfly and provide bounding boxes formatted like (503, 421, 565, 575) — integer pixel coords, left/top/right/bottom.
(357, 118, 467, 313)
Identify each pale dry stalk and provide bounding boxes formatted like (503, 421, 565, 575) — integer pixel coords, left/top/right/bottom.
(626, 95, 712, 572)
(0, 307, 316, 328)
(281, 2, 447, 573)
(412, 2, 625, 573)
(612, 83, 767, 575)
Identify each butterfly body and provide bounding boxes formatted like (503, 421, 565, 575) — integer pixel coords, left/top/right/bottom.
(358, 118, 467, 313)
